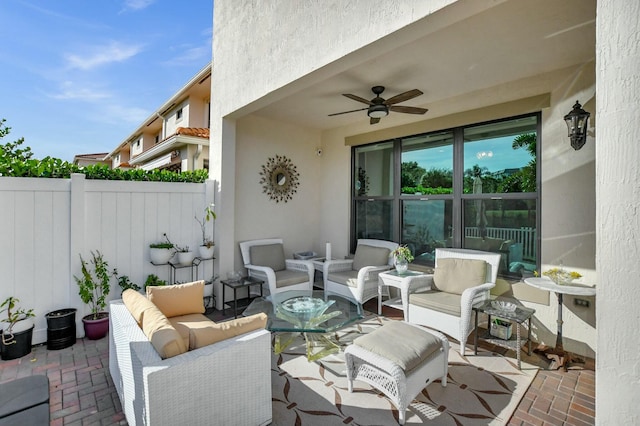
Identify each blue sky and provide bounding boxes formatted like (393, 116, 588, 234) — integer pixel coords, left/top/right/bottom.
(0, 0, 212, 161)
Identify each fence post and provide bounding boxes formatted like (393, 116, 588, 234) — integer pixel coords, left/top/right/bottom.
(69, 173, 86, 318)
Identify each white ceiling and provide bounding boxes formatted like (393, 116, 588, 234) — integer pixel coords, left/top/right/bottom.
(251, 0, 596, 132)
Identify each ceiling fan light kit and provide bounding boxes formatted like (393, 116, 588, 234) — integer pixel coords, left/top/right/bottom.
(329, 85, 428, 124)
(368, 104, 389, 118)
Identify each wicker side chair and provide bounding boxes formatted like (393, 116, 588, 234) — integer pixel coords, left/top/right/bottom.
(402, 248, 501, 355)
(323, 239, 398, 306)
(239, 238, 314, 296)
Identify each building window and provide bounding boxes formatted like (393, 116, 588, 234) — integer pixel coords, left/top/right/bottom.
(351, 113, 539, 277)
(176, 108, 183, 121)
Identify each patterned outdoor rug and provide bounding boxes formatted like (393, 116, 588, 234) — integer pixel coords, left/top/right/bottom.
(271, 315, 538, 425)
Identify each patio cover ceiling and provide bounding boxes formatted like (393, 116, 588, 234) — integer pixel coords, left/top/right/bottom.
(248, 0, 595, 133)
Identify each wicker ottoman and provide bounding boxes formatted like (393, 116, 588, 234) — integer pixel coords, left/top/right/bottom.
(344, 321, 448, 425)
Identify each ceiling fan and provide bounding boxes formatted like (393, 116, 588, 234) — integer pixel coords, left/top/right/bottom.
(328, 85, 428, 124)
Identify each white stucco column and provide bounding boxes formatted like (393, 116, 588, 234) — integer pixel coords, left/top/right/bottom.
(209, 114, 237, 310)
(596, 0, 640, 423)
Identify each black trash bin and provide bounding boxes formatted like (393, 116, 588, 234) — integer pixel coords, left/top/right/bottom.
(45, 309, 76, 350)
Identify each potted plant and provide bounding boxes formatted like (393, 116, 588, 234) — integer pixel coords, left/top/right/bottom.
(45, 308, 77, 350)
(195, 203, 216, 259)
(117, 275, 141, 296)
(144, 274, 168, 290)
(75, 251, 115, 340)
(0, 296, 35, 360)
(390, 245, 414, 274)
(149, 233, 175, 264)
(175, 244, 195, 266)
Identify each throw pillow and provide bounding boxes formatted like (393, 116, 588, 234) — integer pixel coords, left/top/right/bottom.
(433, 258, 487, 295)
(146, 280, 205, 318)
(188, 313, 268, 349)
(141, 303, 187, 359)
(250, 243, 286, 271)
(122, 288, 156, 326)
(352, 244, 390, 271)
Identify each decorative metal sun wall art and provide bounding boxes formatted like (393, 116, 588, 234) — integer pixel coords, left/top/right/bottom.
(259, 154, 300, 203)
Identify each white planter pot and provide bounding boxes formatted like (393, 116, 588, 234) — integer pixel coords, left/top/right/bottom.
(177, 251, 195, 266)
(150, 248, 174, 264)
(198, 245, 215, 259)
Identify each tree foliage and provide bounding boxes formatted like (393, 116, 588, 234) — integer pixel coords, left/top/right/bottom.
(0, 119, 207, 182)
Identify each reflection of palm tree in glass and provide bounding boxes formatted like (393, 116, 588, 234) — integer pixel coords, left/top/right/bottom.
(473, 172, 489, 235)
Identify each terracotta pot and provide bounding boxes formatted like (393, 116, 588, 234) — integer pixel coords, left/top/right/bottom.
(82, 313, 109, 340)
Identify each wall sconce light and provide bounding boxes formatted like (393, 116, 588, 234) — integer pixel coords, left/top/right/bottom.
(564, 100, 590, 150)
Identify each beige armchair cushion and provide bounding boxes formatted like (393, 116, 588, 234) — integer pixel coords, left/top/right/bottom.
(250, 243, 286, 271)
(274, 269, 310, 288)
(433, 258, 487, 295)
(188, 313, 268, 349)
(352, 244, 390, 271)
(146, 281, 205, 318)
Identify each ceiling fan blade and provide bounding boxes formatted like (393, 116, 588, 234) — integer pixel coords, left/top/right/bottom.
(384, 89, 423, 105)
(328, 107, 369, 117)
(370, 117, 381, 125)
(390, 105, 429, 115)
(343, 93, 373, 105)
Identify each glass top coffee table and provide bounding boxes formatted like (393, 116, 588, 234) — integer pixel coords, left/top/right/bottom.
(243, 290, 363, 361)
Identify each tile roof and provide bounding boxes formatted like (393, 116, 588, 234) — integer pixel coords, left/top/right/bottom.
(74, 153, 109, 160)
(175, 127, 210, 138)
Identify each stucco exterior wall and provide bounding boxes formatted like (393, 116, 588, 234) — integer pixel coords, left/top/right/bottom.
(596, 0, 640, 423)
(233, 115, 322, 269)
(211, 0, 460, 117)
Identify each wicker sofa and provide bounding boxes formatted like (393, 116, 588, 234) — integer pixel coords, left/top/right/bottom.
(109, 281, 272, 426)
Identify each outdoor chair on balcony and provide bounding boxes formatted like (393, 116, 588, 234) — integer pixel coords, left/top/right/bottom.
(240, 238, 315, 296)
(323, 239, 398, 307)
(402, 248, 501, 355)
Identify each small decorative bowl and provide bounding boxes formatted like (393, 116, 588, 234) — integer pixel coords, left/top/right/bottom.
(491, 300, 517, 312)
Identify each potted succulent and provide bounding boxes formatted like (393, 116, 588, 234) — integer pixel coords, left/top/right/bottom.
(149, 233, 175, 264)
(0, 296, 35, 360)
(390, 245, 414, 274)
(195, 203, 216, 259)
(144, 274, 168, 290)
(75, 251, 116, 340)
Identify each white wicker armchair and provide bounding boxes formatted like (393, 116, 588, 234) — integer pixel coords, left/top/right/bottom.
(323, 239, 398, 306)
(402, 248, 501, 355)
(239, 238, 314, 296)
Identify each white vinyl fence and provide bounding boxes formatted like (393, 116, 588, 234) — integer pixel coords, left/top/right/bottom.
(464, 226, 537, 260)
(0, 174, 214, 344)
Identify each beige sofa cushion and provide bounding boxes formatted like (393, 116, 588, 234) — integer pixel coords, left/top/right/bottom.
(352, 244, 390, 271)
(250, 243, 286, 271)
(168, 313, 212, 349)
(327, 270, 359, 288)
(122, 289, 156, 326)
(141, 302, 187, 359)
(188, 313, 268, 349)
(433, 258, 487, 295)
(146, 280, 205, 318)
(353, 321, 442, 372)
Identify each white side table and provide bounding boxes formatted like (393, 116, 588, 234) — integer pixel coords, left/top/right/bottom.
(378, 270, 429, 318)
(524, 277, 596, 370)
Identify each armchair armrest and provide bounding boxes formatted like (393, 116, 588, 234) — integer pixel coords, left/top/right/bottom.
(400, 274, 434, 316)
(285, 259, 314, 281)
(244, 264, 276, 286)
(324, 259, 353, 275)
(357, 264, 391, 282)
(460, 281, 495, 324)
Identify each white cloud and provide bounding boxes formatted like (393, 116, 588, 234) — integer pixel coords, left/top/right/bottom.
(121, 0, 155, 13)
(103, 104, 150, 125)
(49, 81, 111, 100)
(65, 42, 142, 70)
